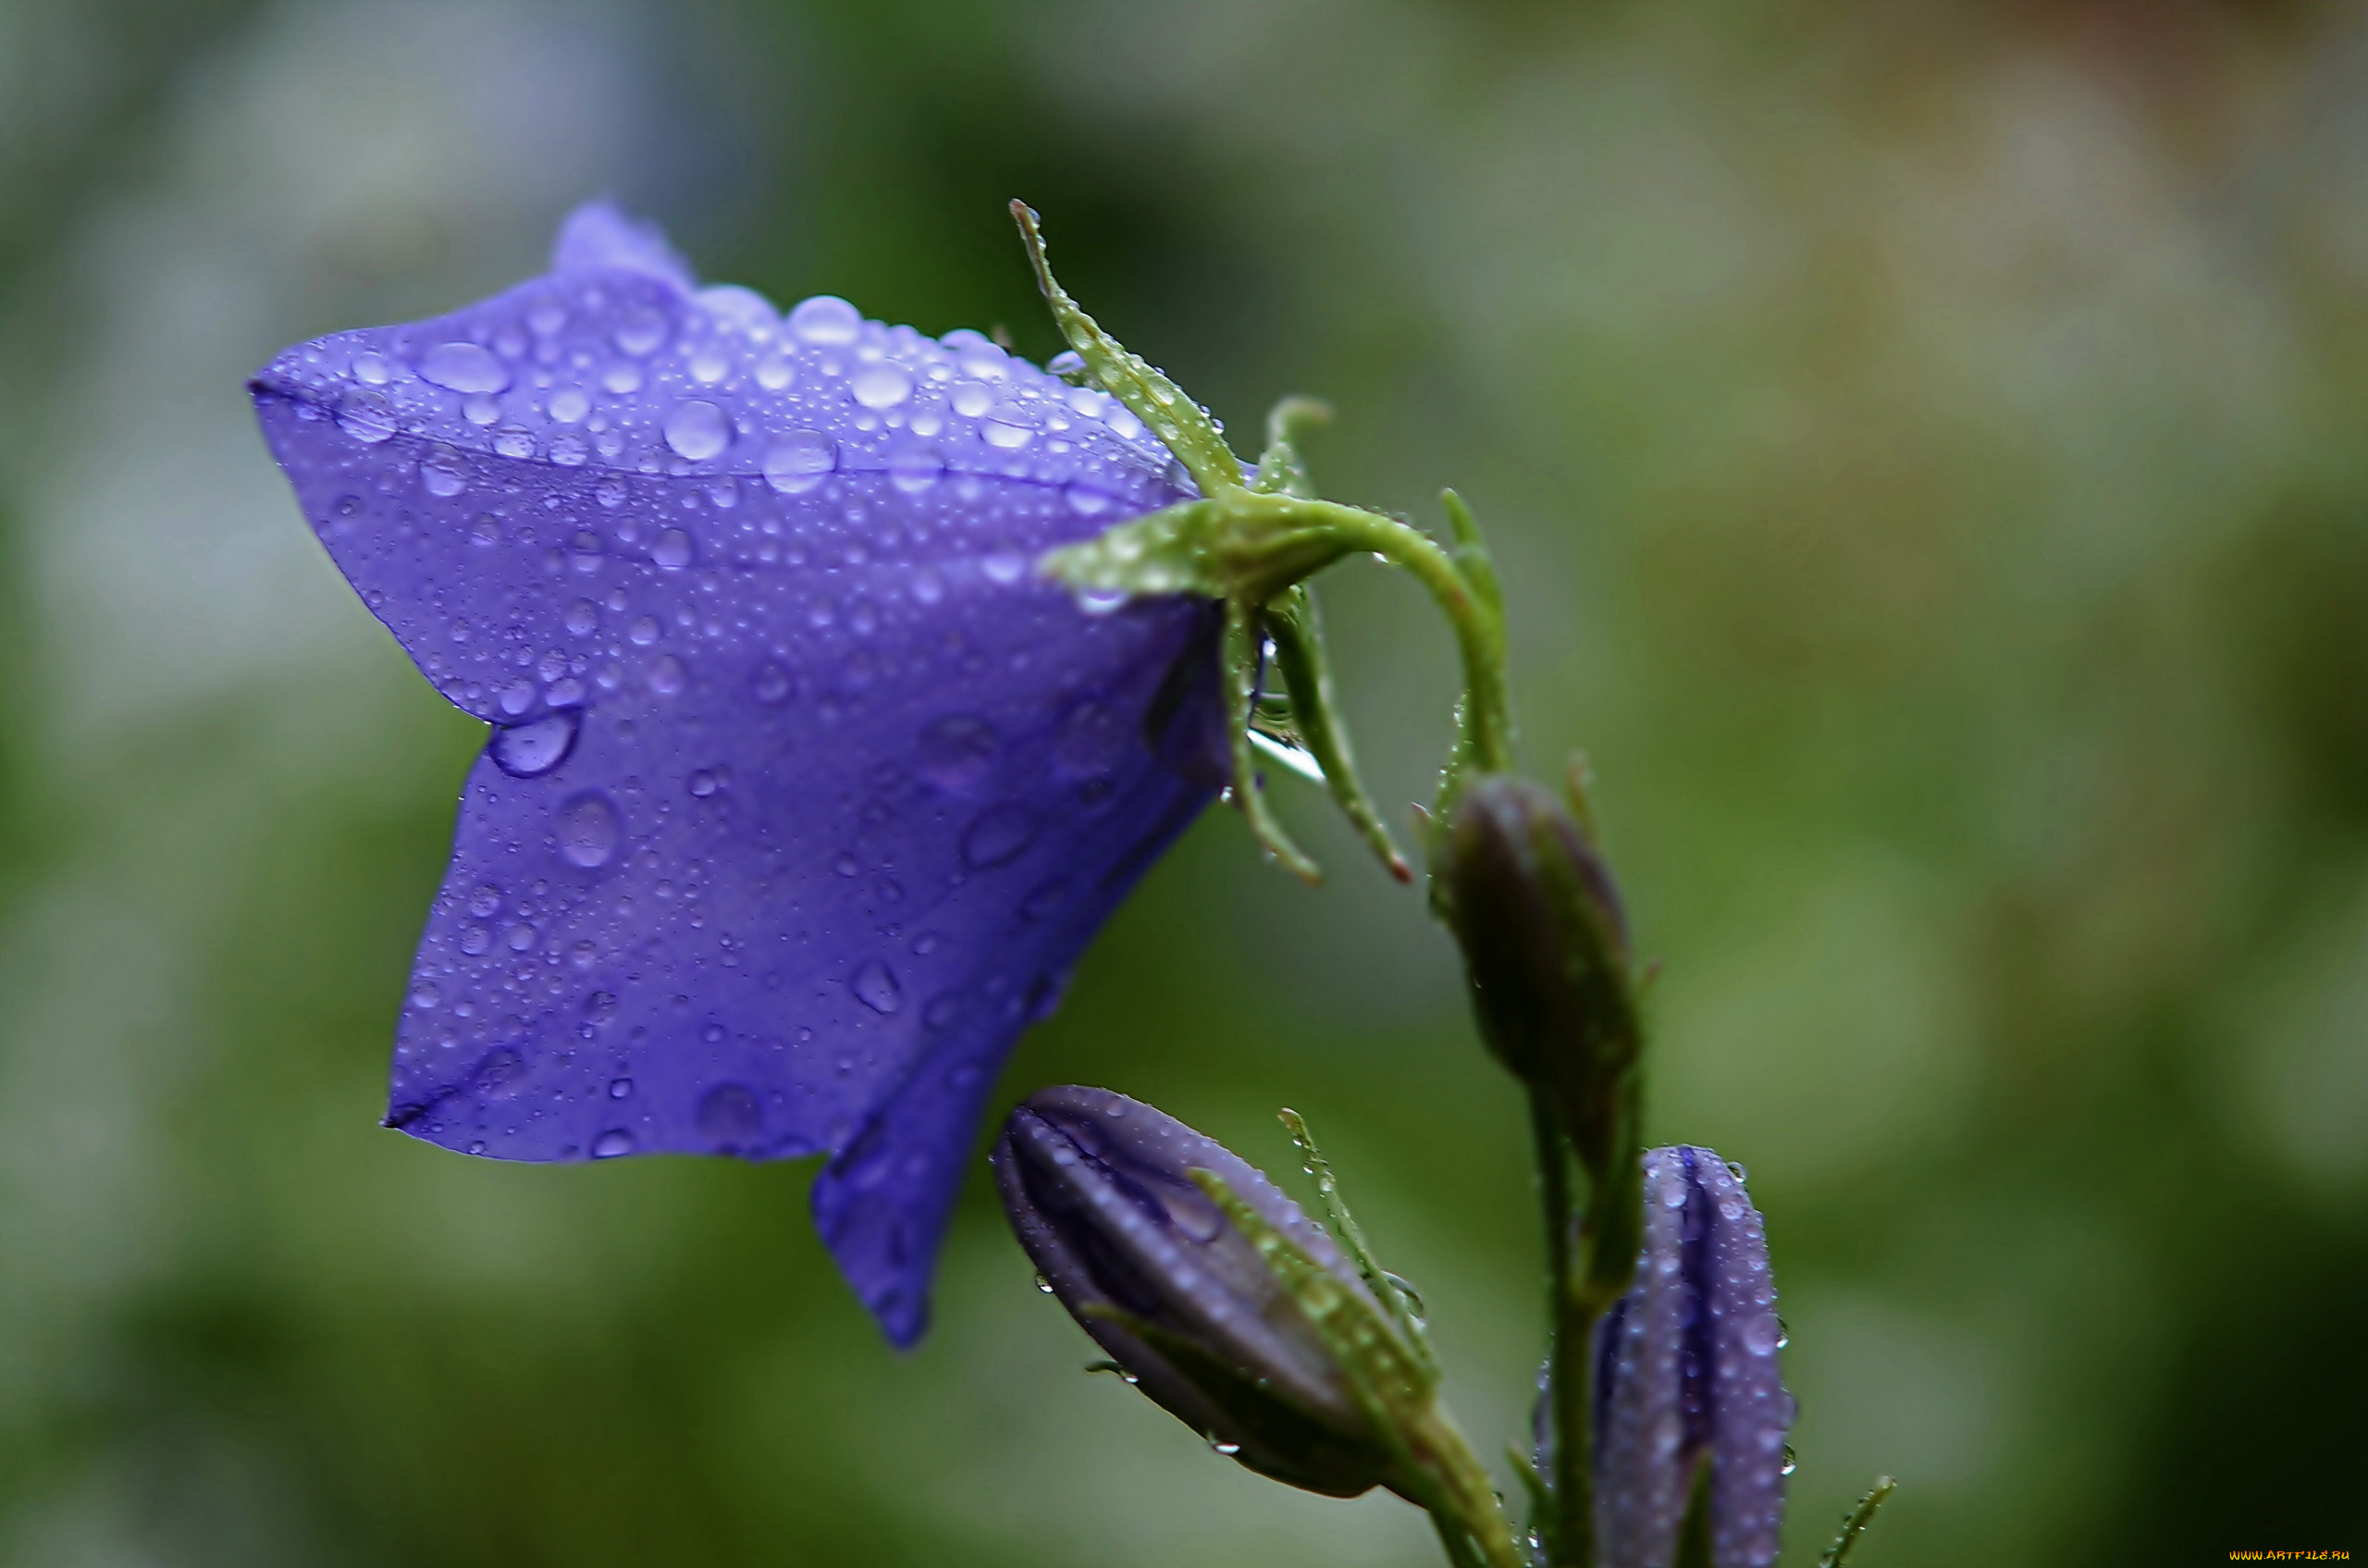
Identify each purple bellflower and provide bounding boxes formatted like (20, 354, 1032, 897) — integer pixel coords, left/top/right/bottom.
(249, 202, 1226, 1345)
(1587, 1146, 1793, 1568)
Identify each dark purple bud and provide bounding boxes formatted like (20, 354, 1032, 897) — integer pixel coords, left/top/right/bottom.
(993, 1087, 1401, 1498)
(248, 202, 1230, 1347)
(1593, 1146, 1792, 1568)
(1441, 772, 1639, 1176)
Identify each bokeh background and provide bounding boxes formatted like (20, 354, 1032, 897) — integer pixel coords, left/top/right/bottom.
(4, 0, 2365, 1562)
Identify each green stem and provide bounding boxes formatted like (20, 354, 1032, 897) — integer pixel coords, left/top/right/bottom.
(1533, 1095, 1595, 1568)
(1408, 1407, 1531, 1568)
(1235, 495, 1512, 806)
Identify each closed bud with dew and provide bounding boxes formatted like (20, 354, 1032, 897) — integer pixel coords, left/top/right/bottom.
(993, 1086, 1411, 1499)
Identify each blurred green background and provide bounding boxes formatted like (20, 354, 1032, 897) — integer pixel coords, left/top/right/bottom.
(4, 0, 2365, 1562)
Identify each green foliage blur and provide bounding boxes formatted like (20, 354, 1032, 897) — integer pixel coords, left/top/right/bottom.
(4, 1, 2364, 1562)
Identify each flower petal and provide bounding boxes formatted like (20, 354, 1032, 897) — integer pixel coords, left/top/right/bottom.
(250, 203, 1220, 1343)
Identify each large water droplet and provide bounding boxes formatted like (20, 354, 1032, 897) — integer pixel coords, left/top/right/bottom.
(919, 713, 998, 793)
(337, 389, 396, 443)
(664, 399, 731, 460)
(418, 341, 511, 394)
(649, 655, 686, 696)
(697, 1081, 764, 1148)
(613, 308, 669, 356)
(490, 711, 580, 777)
(788, 295, 861, 344)
(1053, 699, 1126, 780)
(851, 958, 903, 1015)
(762, 430, 834, 494)
(961, 804, 1040, 869)
(557, 791, 620, 869)
(851, 363, 912, 409)
(886, 440, 943, 494)
(475, 1045, 530, 1098)
(591, 1128, 636, 1158)
(421, 451, 468, 497)
(750, 660, 795, 705)
(1743, 1314, 1782, 1357)
(653, 527, 694, 569)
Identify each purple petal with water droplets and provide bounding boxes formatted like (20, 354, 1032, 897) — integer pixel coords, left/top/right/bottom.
(1593, 1146, 1791, 1568)
(250, 201, 1219, 1345)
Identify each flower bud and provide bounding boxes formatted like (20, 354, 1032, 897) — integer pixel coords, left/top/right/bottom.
(992, 1086, 1404, 1498)
(1441, 772, 1640, 1176)
(1556, 1146, 1793, 1568)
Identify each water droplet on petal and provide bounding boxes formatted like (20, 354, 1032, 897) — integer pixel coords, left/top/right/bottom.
(649, 655, 686, 696)
(418, 341, 511, 394)
(337, 389, 396, 443)
(591, 1129, 635, 1158)
(961, 804, 1039, 869)
(490, 711, 581, 777)
(919, 713, 998, 792)
(664, 400, 731, 460)
(751, 660, 795, 705)
(549, 387, 588, 423)
(851, 958, 903, 1015)
(763, 430, 834, 493)
(653, 527, 694, 568)
(852, 364, 912, 408)
(558, 792, 621, 869)
(788, 295, 860, 344)
(608, 1077, 634, 1099)
(614, 308, 669, 356)
(697, 1082, 765, 1148)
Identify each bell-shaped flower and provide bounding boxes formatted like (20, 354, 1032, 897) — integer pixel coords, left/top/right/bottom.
(1592, 1145, 1793, 1568)
(248, 202, 1226, 1345)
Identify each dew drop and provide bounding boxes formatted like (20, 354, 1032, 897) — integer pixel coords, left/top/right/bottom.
(762, 430, 834, 493)
(886, 440, 943, 494)
(558, 791, 621, 869)
(788, 295, 861, 344)
(549, 387, 588, 423)
(490, 711, 580, 777)
(849, 363, 911, 410)
(609, 1077, 633, 1099)
(1034, 1272, 1055, 1294)
(417, 341, 511, 394)
(649, 655, 686, 696)
(653, 527, 694, 569)
(351, 352, 390, 384)
(663, 399, 731, 460)
(851, 958, 903, 1015)
(1744, 1315, 1782, 1357)
(565, 599, 599, 636)
(591, 1129, 636, 1158)
(960, 804, 1040, 869)
(688, 769, 719, 797)
(919, 713, 998, 793)
(751, 660, 795, 705)
(421, 453, 468, 497)
(613, 308, 669, 356)
(337, 389, 396, 443)
(1210, 1441, 1242, 1457)
(697, 1081, 765, 1147)
(1780, 1445, 1797, 1477)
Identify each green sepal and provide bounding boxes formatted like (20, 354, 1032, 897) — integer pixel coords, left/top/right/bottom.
(1673, 1452, 1716, 1568)
(1264, 589, 1412, 883)
(1009, 201, 1242, 499)
(1253, 395, 1329, 500)
(1225, 599, 1322, 882)
(1074, 1303, 1400, 1499)
(1277, 1108, 1434, 1373)
(1819, 1475, 1898, 1567)
(1186, 1168, 1439, 1426)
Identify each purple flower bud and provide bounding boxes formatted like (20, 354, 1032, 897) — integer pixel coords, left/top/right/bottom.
(1441, 773, 1639, 1176)
(1593, 1146, 1792, 1568)
(993, 1087, 1402, 1498)
(248, 202, 1227, 1345)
